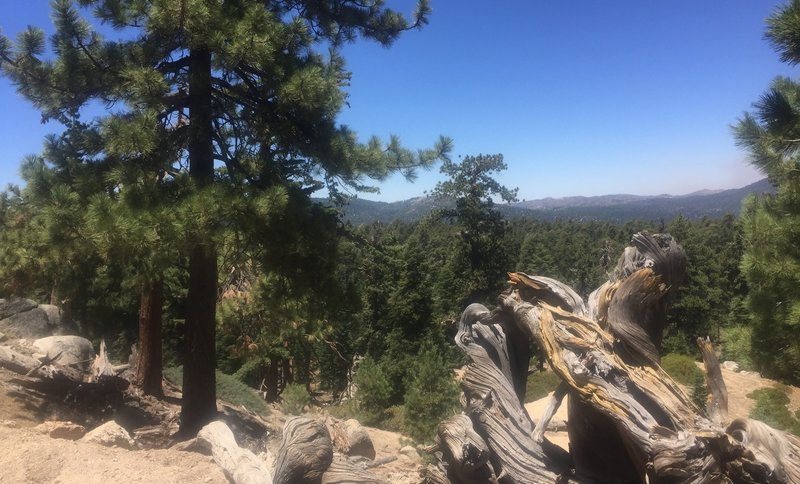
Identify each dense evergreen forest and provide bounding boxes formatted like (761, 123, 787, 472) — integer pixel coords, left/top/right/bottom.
(1, 0, 799, 449)
(0, 167, 758, 439)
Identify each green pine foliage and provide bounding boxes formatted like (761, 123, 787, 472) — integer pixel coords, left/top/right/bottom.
(163, 366, 270, 416)
(663, 215, 747, 354)
(1, 0, 448, 432)
(733, 1, 800, 384)
(720, 325, 754, 371)
(433, 154, 518, 311)
(403, 342, 461, 443)
(354, 356, 393, 425)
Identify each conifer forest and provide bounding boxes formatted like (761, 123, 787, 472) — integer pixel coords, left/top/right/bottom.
(1, 1, 800, 483)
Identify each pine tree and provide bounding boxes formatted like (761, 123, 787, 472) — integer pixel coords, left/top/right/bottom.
(1, 0, 450, 434)
(733, 0, 800, 383)
(433, 154, 518, 311)
(403, 339, 460, 443)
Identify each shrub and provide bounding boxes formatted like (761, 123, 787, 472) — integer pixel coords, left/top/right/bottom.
(720, 325, 754, 371)
(164, 366, 270, 416)
(660, 353, 699, 385)
(525, 370, 561, 403)
(403, 345, 461, 443)
(281, 383, 310, 415)
(354, 357, 392, 425)
(691, 368, 709, 410)
(382, 405, 406, 433)
(660, 353, 709, 411)
(327, 399, 358, 421)
(748, 385, 800, 436)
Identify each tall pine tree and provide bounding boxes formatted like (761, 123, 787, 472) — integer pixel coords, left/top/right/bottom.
(733, 0, 800, 383)
(433, 153, 517, 311)
(1, 0, 450, 434)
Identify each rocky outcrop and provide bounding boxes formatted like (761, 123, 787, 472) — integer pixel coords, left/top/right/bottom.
(32, 336, 94, 372)
(0, 298, 76, 340)
(0, 298, 37, 320)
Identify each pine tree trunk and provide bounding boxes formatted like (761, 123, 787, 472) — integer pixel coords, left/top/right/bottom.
(181, 46, 218, 436)
(136, 278, 164, 398)
(265, 356, 279, 403)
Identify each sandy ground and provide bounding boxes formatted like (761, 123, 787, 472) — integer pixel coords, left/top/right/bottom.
(2, 363, 799, 484)
(0, 423, 227, 484)
(0, 366, 421, 484)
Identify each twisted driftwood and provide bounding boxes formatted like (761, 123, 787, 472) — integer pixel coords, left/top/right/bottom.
(429, 232, 800, 483)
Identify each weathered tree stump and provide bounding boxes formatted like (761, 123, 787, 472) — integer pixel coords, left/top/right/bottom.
(272, 417, 333, 484)
(697, 337, 729, 425)
(431, 232, 800, 483)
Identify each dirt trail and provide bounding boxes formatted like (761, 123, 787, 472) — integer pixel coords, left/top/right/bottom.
(0, 423, 227, 484)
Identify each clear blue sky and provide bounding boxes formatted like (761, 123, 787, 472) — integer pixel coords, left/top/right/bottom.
(0, 1, 794, 202)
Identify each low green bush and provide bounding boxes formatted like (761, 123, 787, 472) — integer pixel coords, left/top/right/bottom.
(720, 326, 754, 371)
(748, 385, 800, 436)
(382, 405, 406, 433)
(525, 371, 560, 403)
(403, 345, 461, 443)
(660, 353, 698, 385)
(164, 366, 270, 416)
(281, 383, 310, 415)
(354, 357, 392, 425)
(327, 399, 358, 421)
(660, 353, 708, 410)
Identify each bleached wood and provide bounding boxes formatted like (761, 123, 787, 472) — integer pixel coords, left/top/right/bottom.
(697, 337, 729, 424)
(197, 420, 272, 484)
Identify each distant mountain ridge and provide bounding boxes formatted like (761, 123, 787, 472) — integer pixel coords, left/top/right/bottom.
(327, 178, 775, 225)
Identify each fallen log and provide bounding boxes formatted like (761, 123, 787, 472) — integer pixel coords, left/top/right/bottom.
(0, 345, 85, 383)
(197, 420, 272, 484)
(321, 453, 386, 484)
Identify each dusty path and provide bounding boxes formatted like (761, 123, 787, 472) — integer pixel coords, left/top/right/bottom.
(0, 424, 227, 484)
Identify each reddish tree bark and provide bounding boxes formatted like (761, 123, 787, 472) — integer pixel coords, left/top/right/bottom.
(136, 278, 164, 398)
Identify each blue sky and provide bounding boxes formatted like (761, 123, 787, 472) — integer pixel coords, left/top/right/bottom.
(0, 1, 794, 201)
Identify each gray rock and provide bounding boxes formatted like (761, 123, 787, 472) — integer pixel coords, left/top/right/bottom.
(80, 421, 135, 449)
(0, 307, 53, 339)
(399, 445, 419, 459)
(33, 335, 94, 371)
(339, 419, 375, 460)
(38, 305, 79, 335)
(0, 298, 38, 320)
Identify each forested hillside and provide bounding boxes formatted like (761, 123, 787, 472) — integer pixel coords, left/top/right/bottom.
(336, 178, 774, 224)
(2, 3, 800, 481)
